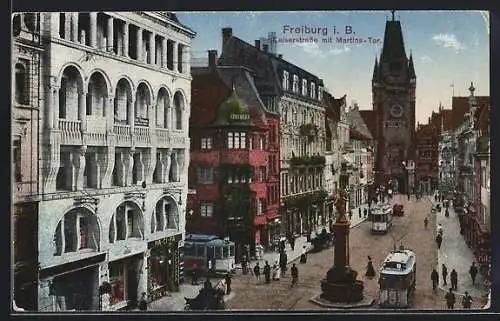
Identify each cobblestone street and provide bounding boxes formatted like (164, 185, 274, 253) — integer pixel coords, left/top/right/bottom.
(223, 194, 488, 311)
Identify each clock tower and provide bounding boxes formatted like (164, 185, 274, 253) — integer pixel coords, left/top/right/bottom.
(372, 12, 416, 188)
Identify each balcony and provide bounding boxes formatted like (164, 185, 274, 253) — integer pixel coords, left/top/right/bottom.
(59, 119, 82, 145)
(113, 123, 132, 146)
(156, 128, 187, 148)
(134, 126, 151, 146)
(290, 155, 326, 167)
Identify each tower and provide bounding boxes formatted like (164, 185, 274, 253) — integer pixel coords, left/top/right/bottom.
(372, 12, 416, 187)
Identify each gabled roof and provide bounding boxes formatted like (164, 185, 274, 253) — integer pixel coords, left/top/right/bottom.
(475, 104, 490, 132)
(323, 91, 344, 122)
(359, 110, 377, 140)
(451, 96, 490, 130)
(347, 106, 373, 140)
(380, 20, 407, 63)
(349, 127, 372, 141)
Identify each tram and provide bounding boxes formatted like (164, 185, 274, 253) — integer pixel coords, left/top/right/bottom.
(371, 203, 393, 234)
(378, 248, 417, 308)
(182, 234, 236, 276)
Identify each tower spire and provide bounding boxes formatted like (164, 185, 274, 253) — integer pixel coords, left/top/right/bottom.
(391, 10, 396, 21)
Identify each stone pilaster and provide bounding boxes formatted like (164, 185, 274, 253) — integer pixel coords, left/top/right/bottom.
(74, 146, 87, 190)
(43, 134, 61, 193)
(102, 146, 115, 188)
(126, 148, 135, 186)
(165, 148, 172, 182)
(145, 147, 157, 185)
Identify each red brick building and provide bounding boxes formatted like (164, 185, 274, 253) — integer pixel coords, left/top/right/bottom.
(415, 121, 440, 194)
(187, 51, 280, 259)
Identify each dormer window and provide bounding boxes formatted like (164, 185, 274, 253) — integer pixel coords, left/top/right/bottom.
(302, 79, 308, 96)
(310, 83, 316, 99)
(318, 86, 323, 101)
(293, 75, 299, 93)
(282, 70, 289, 90)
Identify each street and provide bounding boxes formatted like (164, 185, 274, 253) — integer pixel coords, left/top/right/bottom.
(222, 195, 487, 310)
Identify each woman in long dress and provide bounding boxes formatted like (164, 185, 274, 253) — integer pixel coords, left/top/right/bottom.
(366, 256, 376, 278)
(272, 263, 281, 281)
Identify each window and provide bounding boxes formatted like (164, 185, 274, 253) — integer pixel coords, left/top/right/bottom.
(78, 216, 88, 249)
(13, 140, 22, 182)
(53, 210, 99, 256)
(200, 203, 213, 217)
(282, 70, 289, 90)
(15, 62, 29, 105)
(197, 167, 214, 184)
(257, 199, 266, 214)
(302, 79, 308, 96)
(227, 132, 246, 149)
(293, 75, 299, 93)
(109, 262, 125, 306)
(201, 137, 213, 150)
(259, 136, 265, 150)
(318, 86, 323, 101)
(310, 83, 316, 99)
(259, 166, 267, 181)
(109, 204, 144, 243)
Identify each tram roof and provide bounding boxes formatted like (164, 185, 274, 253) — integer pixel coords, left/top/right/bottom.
(185, 234, 235, 245)
(380, 249, 416, 274)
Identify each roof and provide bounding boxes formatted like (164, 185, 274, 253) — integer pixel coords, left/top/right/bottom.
(323, 91, 344, 121)
(350, 127, 372, 140)
(214, 88, 253, 126)
(380, 20, 407, 63)
(475, 104, 490, 132)
(450, 96, 490, 130)
(347, 106, 373, 140)
(359, 110, 377, 140)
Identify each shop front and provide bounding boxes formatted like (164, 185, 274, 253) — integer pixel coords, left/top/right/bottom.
(39, 253, 105, 311)
(147, 234, 182, 302)
(108, 254, 144, 310)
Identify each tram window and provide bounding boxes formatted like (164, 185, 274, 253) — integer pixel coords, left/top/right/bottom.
(196, 245, 205, 257)
(373, 215, 382, 222)
(183, 244, 195, 256)
(215, 246, 222, 259)
(229, 245, 235, 256)
(223, 246, 229, 258)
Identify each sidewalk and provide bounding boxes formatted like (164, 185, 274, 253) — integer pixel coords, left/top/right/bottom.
(435, 202, 489, 299)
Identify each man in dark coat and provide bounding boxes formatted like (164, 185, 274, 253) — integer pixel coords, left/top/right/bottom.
(445, 288, 456, 309)
(431, 268, 439, 293)
(358, 207, 362, 218)
(436, 233, 443, 249)
(253, 263, 261, 282)
(462, 291, 473, 309)
(442, 264, 448, 286)
(138, 292, 148, 311)
(450, 269, 458, 291)
(224, 273, 232, 295)
(279, 252, 288, 276)
(469, 262, 478, 285)
(241, 255, 248, 275)
(263, 261, 271, 283)
(291, 263, 298, 287)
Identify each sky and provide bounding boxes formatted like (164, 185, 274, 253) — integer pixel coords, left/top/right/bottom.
(176, 11, 490, 125)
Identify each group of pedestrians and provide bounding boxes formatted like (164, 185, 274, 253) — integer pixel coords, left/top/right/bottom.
(431, 261, 479, 309)
(251, 261, 299, 287)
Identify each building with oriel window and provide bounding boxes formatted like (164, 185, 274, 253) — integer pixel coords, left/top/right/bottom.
(12, 12, 43, 311)
(34, 12, 195, 311)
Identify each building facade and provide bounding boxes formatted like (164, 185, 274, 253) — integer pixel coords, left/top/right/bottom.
(36, 12, 194, 311)
(187, 52, 279, 259)
(415, 123, 439, 194)
(371, 15, 416, 187)
(217, 28, 327, 239)
(12, 12, 44, 311)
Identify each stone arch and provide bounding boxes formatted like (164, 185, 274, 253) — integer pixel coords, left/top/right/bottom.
(87, 71, 109, 117)
(172, 91, 185, 130)
(114, 77, 134, 124)
(108, 200, 145, 243)
(135, 79, 155, 102)
(156, 87, 171, 128)
(52, 206, 101, 256)
(150, 194, 180, 233)
(58, 64, 86, 121)
(135, 81, 153, 120)
(86, 68, 113, 95)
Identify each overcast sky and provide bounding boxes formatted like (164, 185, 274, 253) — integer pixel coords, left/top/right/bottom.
(177, 10, 490, 125)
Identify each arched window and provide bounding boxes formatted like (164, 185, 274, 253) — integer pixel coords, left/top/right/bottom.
(114, 79, 132, 123)
(15, 63, 29, 105)
(109, 202, 144, 243)
(173, 92, 184, 130)
(135, 83, 151, 125)
(156, 88, 170, 128)
(151, 196, 179, 233)
(53, 208, 100, 256)
(87, 72, 108, 117)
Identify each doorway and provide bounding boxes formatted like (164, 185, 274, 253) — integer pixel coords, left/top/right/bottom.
(126, 263, 138, 308)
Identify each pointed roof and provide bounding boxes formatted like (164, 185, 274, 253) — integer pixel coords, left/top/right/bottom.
(372, 57, 379, 82)
(214, 87, 252, 126)
(323, 91, 344, 122)
(380, 17, 407, 62)
(451, 96, 490, 130)
(359, 110, 377, 140)
(346, 106, 373, 140)
(408, 54, 416, 78)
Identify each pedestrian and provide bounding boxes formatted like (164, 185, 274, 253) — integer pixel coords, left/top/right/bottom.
(431, 268, 439, 293)
(365, 256, 376, 278)
(290, 237, 295, 252)
(445, 288, 456, 309)
(364, 208, 367, 218)
(437, 223, 444, 236)
(272, 262, 281, 281)
(349, 210, 353, 220)
(450, 269, 458, 291)
(138, 292, 148, 311)
(300, 245, 307, 264)
(224, 273, 232, 295)
(241, 255, 248, 275)
(191, 264, 199, 285)
(436, 233, 443, 249)
(424, 217, 428, 229)
(291, 263, 298, 287)
(253, 263, 261, 282)
(442, 264, 448, 286)
(264, 261, 271, 283)
(203, 277, 213, 290)
(280, 252, 287, 276)
(469, 262, 478, 285)
(358, 207, 362, 218)
(462, 291, 473, 309)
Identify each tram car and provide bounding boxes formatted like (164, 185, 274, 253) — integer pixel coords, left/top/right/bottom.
(378, 248, 417, 308)
(182, 234, 236, 276)
(371, 203, 393, 234)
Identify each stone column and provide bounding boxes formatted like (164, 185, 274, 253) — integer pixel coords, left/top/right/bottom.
(107, 16, 114, 52)
(114, 151, 125, 186)
(145, 147, 156, 184)
(126, 148, 135, 186)
(123, 22, 129, 57)
(74, 146, 87, 190)
(79, 91, 87, 132)
(183, 45, 190, 74)
(71, 12, 79, 42)
(136, 28, 143, 62)
(172, 41, 178, 72)
(161, 38, 167, 68)
(104, 95, 114, 132)
(166, 106, 172, 129)
(149, 32, 156, 64)
(89, 152, 101, 188)
(154, 151, 165, 183)
(128, 97, 135, 128)
(64, 13, 71, 40)
(89, 12, 97, 47)
(50, 13, 60, 38)
(165, 149, 172, 182)
(101, 146, 115, 188)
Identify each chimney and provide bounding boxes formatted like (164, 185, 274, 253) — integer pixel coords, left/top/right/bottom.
(255, 39, 261, 50)
(263, 44, 269, 52)
(208, 50, 218, 70)
(222, 27, 233, 46)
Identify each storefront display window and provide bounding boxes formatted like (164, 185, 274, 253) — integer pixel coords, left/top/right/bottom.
(109, 262, 125, 306)
(149, 255, 167, 290)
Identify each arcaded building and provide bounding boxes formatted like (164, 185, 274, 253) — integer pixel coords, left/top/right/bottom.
(36, 12, 194, 311)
